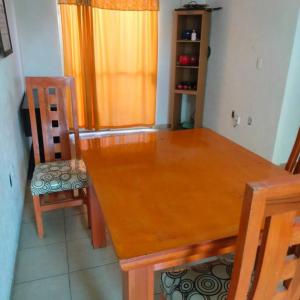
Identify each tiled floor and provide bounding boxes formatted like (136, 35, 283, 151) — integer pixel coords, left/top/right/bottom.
(12, 186, 162, 300)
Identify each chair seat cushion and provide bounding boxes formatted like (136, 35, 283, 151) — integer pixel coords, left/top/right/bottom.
(161, 255, 234, 300)
(31, 159, 88, 196)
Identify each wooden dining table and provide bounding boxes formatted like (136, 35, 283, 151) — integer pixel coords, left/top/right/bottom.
(80, 128, 287, 300)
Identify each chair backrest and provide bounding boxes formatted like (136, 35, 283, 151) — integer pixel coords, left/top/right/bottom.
(26, 77, 81, 164)
(228, 174, 300, 300)
(286, 128, 300, 174)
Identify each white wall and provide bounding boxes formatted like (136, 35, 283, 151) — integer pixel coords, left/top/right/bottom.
(0, 1, 29, 299)
(272, 11, 300, 165)
(200, 0, 300, 161)
(14, 0, 63, 76)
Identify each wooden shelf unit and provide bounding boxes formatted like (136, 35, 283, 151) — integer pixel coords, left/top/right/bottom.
(170, 10, 211, 129)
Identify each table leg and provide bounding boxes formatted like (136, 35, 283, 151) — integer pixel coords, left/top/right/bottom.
(123, 266, 154, 300)
(87, 183, 106, 249)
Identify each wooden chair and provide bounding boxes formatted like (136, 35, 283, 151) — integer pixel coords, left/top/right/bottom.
(286, 127, 300, 174)
(26, 77, 89, 238)
(160, 174, 300, 299)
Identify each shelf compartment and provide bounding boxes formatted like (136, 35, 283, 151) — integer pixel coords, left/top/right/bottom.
(177, 15, 202, 40)
(177, 43, 200, 57)
(175, 68, 198, 90)
(175, 89, 197, 96)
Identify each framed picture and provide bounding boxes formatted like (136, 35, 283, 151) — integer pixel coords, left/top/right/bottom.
(0, 0, 12, 57)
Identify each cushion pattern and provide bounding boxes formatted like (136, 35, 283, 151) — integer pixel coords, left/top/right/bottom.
(31, 159, 88, 196)
(161, 254, 234, 300)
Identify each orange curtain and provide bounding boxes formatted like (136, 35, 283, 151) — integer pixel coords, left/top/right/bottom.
(59, 2, 158, 129)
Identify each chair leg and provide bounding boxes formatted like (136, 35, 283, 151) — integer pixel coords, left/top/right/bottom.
(32, 195, 44, 238)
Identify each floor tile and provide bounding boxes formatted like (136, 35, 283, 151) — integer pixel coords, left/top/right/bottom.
(65, 214, 90, 241)
(12, 274, 71, 300)
(24, 185, 32, 203)
(67, 238, 117, 272)
(70, 263, 122, 300)
(22, 202, 64, 224)
(15, 243, 68, 283)
(64, 205, 87, 217)
(19, 218, 65, 249)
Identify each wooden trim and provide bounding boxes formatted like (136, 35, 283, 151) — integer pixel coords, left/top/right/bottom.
(194, 11, 211, 128)
(169, 11, 178, 130)
(120, 236, 236, 272)
(41, 199, 84, 212)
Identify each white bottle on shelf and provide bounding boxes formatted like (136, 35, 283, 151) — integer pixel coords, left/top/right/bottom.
(191, 29, 197, 41)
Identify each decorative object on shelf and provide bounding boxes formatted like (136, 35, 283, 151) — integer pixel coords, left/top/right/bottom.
(177, 1, 208, 11)
(177, 55, 198, 66)
(176, 81, 197, 91)
(175, 1, 222, 12)
(181, 29, 199, 41)
(0, 0, 13, 57)
(178, 55, 191, 66)
(182, 29, 192, 40)
(191, 29, 197, 41)
(190, 55, 198, 65)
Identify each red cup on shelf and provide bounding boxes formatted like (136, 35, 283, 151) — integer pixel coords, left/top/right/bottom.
(179, 55, 191, 66)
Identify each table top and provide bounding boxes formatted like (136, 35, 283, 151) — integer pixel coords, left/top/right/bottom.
(80, 129, 287, 260)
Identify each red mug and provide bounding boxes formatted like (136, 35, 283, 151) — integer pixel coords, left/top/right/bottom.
(179, 55, 191, 66)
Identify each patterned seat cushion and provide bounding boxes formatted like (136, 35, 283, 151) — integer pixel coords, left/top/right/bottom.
(31, 159, 88, 196)
(161, 254, 234, 300)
